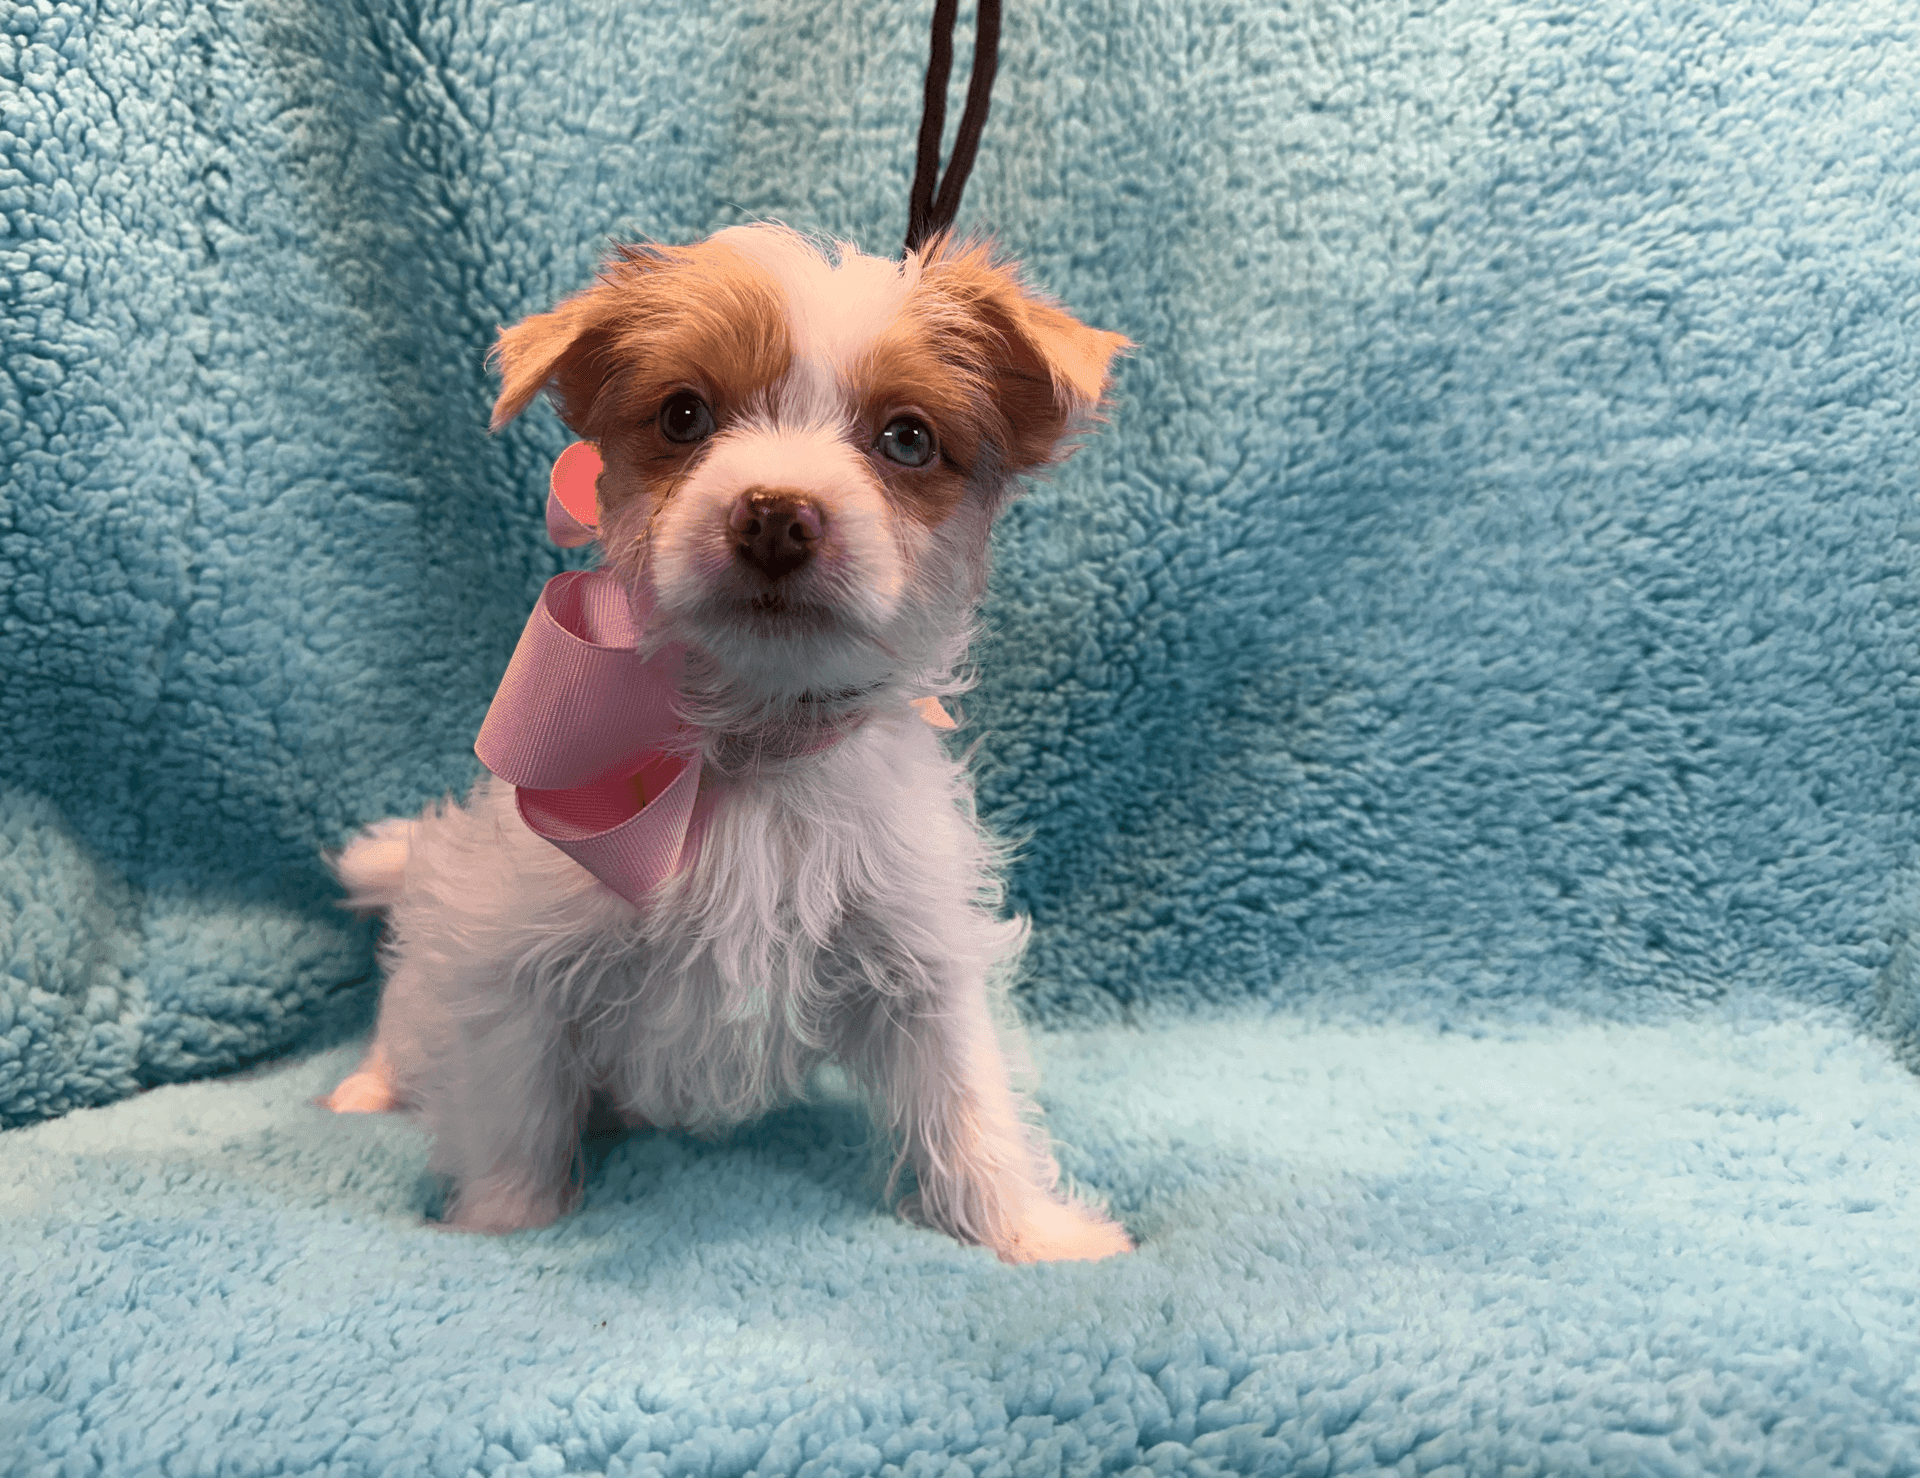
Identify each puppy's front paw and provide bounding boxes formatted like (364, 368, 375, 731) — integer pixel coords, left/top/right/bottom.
(442, 1173, 575, 1235)
(997, 1197, 1134, 1265)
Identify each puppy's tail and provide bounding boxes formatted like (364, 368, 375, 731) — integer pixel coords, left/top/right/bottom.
(329, 817, 415, 914)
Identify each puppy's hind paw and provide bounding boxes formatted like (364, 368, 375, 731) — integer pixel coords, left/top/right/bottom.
(320, 1069, 398, 1115)
(998, 1197, 1135, 1265)
(331, 817, 416, 913)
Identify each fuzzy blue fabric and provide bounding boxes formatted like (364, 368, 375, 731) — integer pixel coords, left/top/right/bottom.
(8, 0, 1920, 1470)
(11, 1000, 1920, 1476)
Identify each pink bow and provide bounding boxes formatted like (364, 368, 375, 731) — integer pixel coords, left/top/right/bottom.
(474, 444, 702, 906)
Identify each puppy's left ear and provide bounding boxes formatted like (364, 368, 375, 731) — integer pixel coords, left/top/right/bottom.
(920, 241, 1132, 471)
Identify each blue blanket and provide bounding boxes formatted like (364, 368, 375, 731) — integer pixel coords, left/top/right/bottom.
(12, 997, 1920, 1474)
(8, 0, 1920, 1470)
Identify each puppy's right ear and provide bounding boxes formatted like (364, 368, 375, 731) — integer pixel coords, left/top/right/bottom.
(916, 238, 1132, 472)
(488, 286, 620, 434)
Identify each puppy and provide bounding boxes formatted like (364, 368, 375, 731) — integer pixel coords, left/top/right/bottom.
(325, 224, 1132, 1263)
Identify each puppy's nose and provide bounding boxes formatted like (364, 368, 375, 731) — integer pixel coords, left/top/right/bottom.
(729, 489, 823, 581)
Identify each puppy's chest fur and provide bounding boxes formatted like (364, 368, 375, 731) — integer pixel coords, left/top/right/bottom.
(522, 714, 1014, 1131)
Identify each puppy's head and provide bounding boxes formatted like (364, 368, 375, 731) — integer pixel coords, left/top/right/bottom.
(491, 225, 1129, 701)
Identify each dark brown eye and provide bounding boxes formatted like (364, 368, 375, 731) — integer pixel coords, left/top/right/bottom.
(877, 416, 935, 468)
(659, 392, 715, 444)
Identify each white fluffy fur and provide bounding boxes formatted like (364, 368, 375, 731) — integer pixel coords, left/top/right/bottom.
(713, 224, 920, 428)
(648, 420, 911, 643)
(327, 227, 1131, 1264)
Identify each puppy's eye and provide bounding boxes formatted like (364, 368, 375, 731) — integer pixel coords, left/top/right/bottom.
(658, 392, 715, 444)
(876, 416, 936, 468)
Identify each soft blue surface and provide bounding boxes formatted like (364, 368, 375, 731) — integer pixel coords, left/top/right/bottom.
(8, 0, 1920, 1469)
(11, 999, 1920, 1475)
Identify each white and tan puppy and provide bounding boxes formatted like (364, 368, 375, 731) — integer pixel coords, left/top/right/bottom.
(326, 225, 1131, 1263)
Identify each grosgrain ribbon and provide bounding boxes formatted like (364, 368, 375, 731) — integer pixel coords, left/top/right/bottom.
(478, 442, 955, 905)
(475, 444, 702, 907)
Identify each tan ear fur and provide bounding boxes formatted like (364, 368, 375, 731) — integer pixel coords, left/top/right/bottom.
(489, 241, 793, 441)
(919, 239, 1132, 471)
(489, 290, 616, 434)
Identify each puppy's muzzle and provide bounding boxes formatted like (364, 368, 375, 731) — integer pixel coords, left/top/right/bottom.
(729, 489, 824, 582)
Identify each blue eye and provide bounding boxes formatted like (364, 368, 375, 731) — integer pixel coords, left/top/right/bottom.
(877, 416, 936, 468)
(659, 392, 715, 443)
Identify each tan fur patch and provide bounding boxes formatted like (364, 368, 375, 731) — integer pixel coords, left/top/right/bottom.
(846, 328, 994, 528)
(912, 238, 1133, 473)
(492, 232, 1130, 538)
(490, 240, 795, 520)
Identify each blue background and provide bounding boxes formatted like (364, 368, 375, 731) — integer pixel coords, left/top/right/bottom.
(9, 0, 1920, 1123)
(14, 5, 1920, 1473)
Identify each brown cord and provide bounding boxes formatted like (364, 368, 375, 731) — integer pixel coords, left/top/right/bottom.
(905, 0, 1002, 253)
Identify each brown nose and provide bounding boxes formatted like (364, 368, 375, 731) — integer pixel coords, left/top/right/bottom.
(729, 490, 823, 581)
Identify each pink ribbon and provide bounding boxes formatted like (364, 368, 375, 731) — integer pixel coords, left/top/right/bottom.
(474, 444, 702, 907)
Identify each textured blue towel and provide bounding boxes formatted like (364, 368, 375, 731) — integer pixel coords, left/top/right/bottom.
(13, 997, 1920, 1474)
(8, 0, 1920, 1469)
